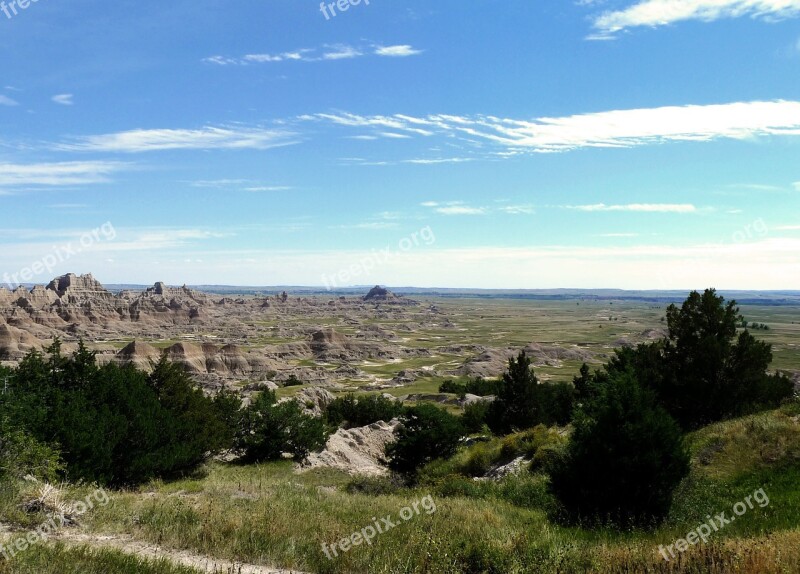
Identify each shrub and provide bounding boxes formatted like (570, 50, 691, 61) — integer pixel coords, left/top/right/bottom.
(439, 379, 467, 395)
(0, 423, 63, 483)
(238, 391, 328, 461)
(465, 377, 502, 397)
(324, 393, 403, 429)
(462, 443, 494, 476)
(462, 401, 491, 433)
(0, 341, 233, 486)
(386, 404, 465, 477)
(283, 374, 304, 387)
(548, 368, 690, 527)
(487, 352, 576, 434)
(440, 378, 502, 397)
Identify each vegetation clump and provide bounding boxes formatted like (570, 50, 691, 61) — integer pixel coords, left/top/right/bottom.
(324, 393, 403, 429)
(0, 341, 235, 486)
(237, 390, 328, 462)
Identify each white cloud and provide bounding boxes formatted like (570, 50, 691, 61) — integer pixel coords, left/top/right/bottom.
(0, 161, 125, 187)
(202, 56, 240, 66)
(205, 44, 421, 65)
(422, 201, 534, 216)
(567, 203, 697, 213)
(58, 126, 298, 153)
(322, 45, 363, 60)
(374, 45, 423, 57)
(310, 100, 800, 154)
(52, 94, 74, 106)
(0, 95, 19, 106)
(403, 157, 473, 164)
(794, 181, 800, 191)
(422, 201, 486, 215)
(436, 205, 486, 215)
(593, 0, 800, 36)
(189, 179, 291, 192)
(499, 204, 536, 215)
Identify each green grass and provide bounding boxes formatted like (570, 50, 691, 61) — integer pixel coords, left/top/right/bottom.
(0, 544, 198, 574)
(0, 403, 782, 573)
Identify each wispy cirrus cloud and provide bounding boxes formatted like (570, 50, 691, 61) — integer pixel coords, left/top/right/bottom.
(189, 179, 292, 192)
(422, 201, 535, 216)
(374, 45, 423, 57)
(52, 94, 74, 106)
(592, 0, 800, 37)
(0, 161, 125, 188)
(0, 95, 19, 106)
(308, 100, 800, 154)
(204, 44, 422, 65)
(57, 126, 298, 153)
(565, 203, 697, 213)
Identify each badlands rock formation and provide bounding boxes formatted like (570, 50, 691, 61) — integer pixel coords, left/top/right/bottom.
(0, 273, 603, 392)
(0, 274, 439, 389)
(298, 419, 400, 476)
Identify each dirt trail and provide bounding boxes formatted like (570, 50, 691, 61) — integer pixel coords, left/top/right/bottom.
(2, 526, 309, 574)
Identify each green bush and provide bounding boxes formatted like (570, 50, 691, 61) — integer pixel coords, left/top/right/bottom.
(548, 368, 690, 527)
(0, 422, 63, 483)
(487, 352, 575, 434)
(283, 374, 304, 387)
(238, 391, 328, 461)
(386, 404, 465, 477)
(462, 401, 491, 433)
(0, 341, 234, 486)
(462, 443, 494, 476)
(324, 393, 403, 429)
(440, 377, 501, 397)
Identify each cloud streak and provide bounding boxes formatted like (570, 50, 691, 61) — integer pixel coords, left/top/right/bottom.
(309, 100, 800, 154)
(0, 161, 125, 187)
(52, 94, 74, 106)
(58, 126, 298, 153)
(205, 44, 422, 65)
(593, 0, 800, 36)
(566, 203, 697, 213)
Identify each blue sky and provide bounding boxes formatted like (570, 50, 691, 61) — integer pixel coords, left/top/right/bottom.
(1, 0, 799, 289)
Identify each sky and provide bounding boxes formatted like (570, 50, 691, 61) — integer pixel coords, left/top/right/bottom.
(1, 0, 799, 290)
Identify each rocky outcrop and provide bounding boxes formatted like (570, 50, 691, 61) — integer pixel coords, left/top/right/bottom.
(298, 419, 400, 476)
(281, 387, 337, 416)
(114, 341, 162, 371)
(0, 321, 44, 359)
(364, 286, 394, 301)
(46, 273, 113, 303)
